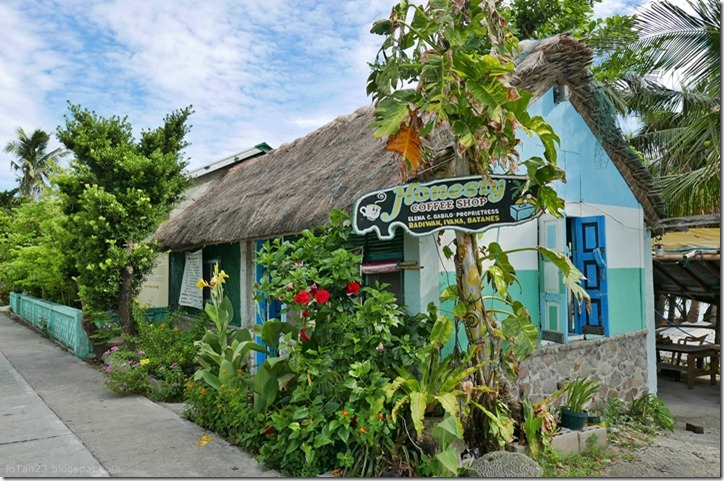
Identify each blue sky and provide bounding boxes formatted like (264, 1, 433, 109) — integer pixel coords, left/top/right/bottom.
(0, 0, 648, 192)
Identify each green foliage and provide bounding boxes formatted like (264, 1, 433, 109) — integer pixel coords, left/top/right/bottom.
(101, 307, 206, 401)
(541, 440, 609, 477)
(104, 347, 151, 395)
(503, 0, 601, 40)
(520, 396, 556, 461)
(467, 398, 515, 449)
(241, 210, 435, 476)
(3, 126, 66, 200)
(194, 264, 266, 391)
(0, 191, 76, 305)
(368, 0, 565, 214)
(608, 0, 719, 216)
(88, 319, 122, 344)
(563, 377, 600, 412)
(629, 392, 675, 431)
(184, 378, 268, 454)
(55, 103, 193, 333)
(429, 414, 465, 476)
(134, 309, 205, 376)
(386, 312, 480, 441)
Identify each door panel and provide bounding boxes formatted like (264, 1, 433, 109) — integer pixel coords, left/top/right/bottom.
(571, 216, 609, 335)
(538, 214, 568, 344)
(254, 239, 281, 367)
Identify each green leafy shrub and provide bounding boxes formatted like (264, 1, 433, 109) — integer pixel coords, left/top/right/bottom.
(105, 306, 206, 401)
(134, 307, 205, 373)
(563, 376, 600, 412)
(104, 346, 150, 394)
(629, 392, 675, 431)
(184, 377, 267, 454)
(186, 210, 433, 477)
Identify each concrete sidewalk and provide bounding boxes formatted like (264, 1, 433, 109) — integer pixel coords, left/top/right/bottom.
(0, 312, 279, 478)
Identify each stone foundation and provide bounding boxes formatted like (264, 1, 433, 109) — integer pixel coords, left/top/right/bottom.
(516, 330, 649, 403)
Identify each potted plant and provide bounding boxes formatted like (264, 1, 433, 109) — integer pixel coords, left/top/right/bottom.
(587, 398, 607, 426)
(559, 376, 599, 430)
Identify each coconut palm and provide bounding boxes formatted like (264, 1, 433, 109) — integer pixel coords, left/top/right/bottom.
(3, 127, 66, 200)
(625, 0, 720, 216)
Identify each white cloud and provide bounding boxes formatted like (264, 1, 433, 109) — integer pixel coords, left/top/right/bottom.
(0, 0, 654, 192)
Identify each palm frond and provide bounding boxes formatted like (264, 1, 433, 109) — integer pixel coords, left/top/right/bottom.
(635, 0, 720, 95)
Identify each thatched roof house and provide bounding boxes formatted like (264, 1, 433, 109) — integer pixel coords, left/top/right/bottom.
(154, 34, 664, 251)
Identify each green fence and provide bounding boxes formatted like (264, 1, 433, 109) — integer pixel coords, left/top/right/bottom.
(9, 292, 93, 359)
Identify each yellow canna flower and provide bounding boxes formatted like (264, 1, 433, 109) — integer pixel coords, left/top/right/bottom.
(196, 279, 208, 289)
(209, 277, 218, 288)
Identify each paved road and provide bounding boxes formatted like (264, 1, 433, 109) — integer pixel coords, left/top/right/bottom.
(0, 312, 279, 478)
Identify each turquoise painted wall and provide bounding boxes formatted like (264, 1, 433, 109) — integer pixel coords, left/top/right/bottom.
(439, 269, 541, 355)
(439, 266, 645, 342)
(607, 268, 646, 335)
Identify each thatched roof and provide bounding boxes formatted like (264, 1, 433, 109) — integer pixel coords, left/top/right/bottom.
(154, 108, 401, 250)
(154, 34, 664, 251)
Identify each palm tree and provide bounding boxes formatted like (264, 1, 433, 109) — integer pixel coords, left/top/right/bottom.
(3, 127, 66, 200)
(624, 0, 720, 217)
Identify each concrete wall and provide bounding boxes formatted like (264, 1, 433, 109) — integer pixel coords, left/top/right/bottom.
(516, 330, 649, 403)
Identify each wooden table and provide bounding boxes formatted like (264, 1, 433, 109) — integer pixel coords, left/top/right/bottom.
(656, 343, 720, 389)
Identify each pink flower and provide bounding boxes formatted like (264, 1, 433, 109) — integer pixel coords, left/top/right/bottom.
(376, 343, 384, 352)
(346, 281, 361, 295)
(294, 290, 312, 305)
(314, 289, 330, 304)
(310, 284, 318, 295)
(285, 283, 294, 291)
(110, 345, 119, 351)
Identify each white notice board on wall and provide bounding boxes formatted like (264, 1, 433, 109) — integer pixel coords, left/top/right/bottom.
(178, 249, 203, 309)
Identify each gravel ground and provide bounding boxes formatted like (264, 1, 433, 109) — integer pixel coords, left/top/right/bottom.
(598, 373, 720, 478)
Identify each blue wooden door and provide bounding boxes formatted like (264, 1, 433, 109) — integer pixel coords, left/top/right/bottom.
(571, 216, 608, 336)
(254, 240, 281, 367)
(538, 214, 568, 344)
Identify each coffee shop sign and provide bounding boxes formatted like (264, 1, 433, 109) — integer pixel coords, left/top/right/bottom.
(353, 175, 539, 240)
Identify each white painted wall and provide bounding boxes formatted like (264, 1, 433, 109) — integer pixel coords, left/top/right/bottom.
(403, 234, 440, 315)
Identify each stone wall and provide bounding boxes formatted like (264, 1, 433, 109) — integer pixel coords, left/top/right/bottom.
(515, 329, 649, 403)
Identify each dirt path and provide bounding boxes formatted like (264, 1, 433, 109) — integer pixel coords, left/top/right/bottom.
(598, 374, 720, 478)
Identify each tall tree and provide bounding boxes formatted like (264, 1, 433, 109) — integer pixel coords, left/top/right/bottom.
(504, 0, 601, 40)
(0, 189, 75, 305)
(3, 127, 66, 200)
(368, 0, 586, 450)
(56, 104, 193, 336)
(623, 0, 720, 216)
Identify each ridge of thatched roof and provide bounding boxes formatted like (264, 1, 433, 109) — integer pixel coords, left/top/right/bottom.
(154, 107, 399, 250)
(154, 34, 664, 251)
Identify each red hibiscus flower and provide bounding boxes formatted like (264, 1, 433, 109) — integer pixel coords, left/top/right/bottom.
(346, 281, 361, 295)
(293, 290, 312, 305)
(301, 310, 310, 318)
(263, 427, 274, 436)
(314, 289, 330, 304)
(300, 328, 312, 342)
